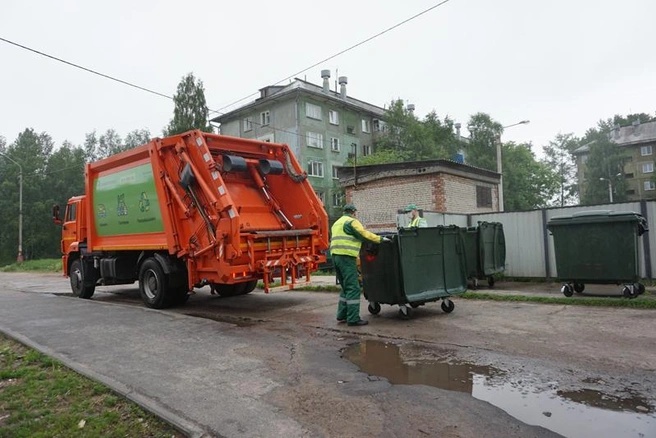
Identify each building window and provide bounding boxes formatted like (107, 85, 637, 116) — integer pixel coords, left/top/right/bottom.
(332, 165, 339, 179)
(260, 110, 270, 126)
(362, 144, 372, 157)
(330, 137, 340, 152)
(306, 132, 323, 149)
(307, 160, 324, 177)
(643, 162, 654, 173)
(347, 125, 356, 135)
(476, 185, 492, 208)
(258, 134, 274, 143)
(315, 190, 325, 203)
(332, 192, 344, 207)
(373, 119, 384, 132)
(626, 189, 636, 195)
(641, 145, 653, 156)
(243, 117, 252, 132)
(361, 119, 370, 133)
(645, 181, 655, 191)
(306, 103, 322, 120)
(329, 110, 339, 125)
(581, 155, 588, 164)
(624, 172, 634, 179)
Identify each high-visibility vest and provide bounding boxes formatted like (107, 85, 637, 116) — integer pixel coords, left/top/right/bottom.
(330, 215, 361, 257)
(410, 216, 427, 228)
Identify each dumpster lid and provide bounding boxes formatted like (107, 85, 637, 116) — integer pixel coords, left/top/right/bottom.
(547, 210, 648, 235)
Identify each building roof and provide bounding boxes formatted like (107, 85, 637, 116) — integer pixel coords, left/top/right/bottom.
(572, 120, 656, 155)
(612, 120, 656, 147)
(211, 78, 386, 123)
(338, 159, 500, 187)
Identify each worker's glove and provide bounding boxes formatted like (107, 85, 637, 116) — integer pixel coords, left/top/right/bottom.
(381, 237, 392, 243)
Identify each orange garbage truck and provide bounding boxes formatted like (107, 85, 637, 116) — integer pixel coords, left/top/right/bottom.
(53, 130, 329, 308)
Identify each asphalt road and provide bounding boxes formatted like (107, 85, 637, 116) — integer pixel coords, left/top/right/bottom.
(1, 272, 655, 438)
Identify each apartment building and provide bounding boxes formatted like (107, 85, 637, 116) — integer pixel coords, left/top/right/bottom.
(573, 120, 656, 200)
(211, 71, 386, 219)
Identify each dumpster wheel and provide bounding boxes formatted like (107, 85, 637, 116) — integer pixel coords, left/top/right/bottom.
(622, 285, 638, 299)
(573, 283, 585, 293)
(487, 276, 495, 288)
(561, 284, 574, 297)
(398, 305, 411, 320)
(367, 302, 381, 315)
(635, 283, 646, 295)
(441, 299, 455, 313)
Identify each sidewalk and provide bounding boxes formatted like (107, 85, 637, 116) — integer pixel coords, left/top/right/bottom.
(0, 289, 309, 437)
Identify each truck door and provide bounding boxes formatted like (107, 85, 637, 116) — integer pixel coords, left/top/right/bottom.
(61, 201, 79, 254)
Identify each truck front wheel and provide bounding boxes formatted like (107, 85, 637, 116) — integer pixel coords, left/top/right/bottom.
(69, 259, 95, 299)
(139, 258, 172, 309)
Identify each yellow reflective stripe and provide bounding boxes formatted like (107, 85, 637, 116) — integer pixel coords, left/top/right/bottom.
(331, 244, 360, 251)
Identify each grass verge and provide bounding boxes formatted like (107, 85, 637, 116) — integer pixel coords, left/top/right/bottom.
(0, 334, 181, 437)
(460, 291, 656, 309)
(0, 259, 62, 273)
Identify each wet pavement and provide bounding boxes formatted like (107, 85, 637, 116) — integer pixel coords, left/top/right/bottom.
(1, 272, 656, 437)
(344, 340, 655, 438)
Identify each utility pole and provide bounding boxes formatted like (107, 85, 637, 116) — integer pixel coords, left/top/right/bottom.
(0, 153, 23, 263)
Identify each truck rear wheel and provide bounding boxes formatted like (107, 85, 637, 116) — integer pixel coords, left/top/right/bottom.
(69, 259, 95, 299)
(139, 258, 172, 309)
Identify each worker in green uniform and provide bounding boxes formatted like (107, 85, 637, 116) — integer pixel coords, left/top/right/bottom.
(331, 203, 391, 326)
(406, 204, 428, 228)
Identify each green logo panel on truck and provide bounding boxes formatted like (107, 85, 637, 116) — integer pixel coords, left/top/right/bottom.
(93, 164, 164, 236)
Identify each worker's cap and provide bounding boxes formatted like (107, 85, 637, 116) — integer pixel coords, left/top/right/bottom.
(406, 204, 419, 212)
(343, 203, 357, 212)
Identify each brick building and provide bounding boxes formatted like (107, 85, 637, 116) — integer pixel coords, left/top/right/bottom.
(338, 160, 500, 231)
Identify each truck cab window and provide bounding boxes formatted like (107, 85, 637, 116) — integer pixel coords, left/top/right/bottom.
(66, 203, 77, 222)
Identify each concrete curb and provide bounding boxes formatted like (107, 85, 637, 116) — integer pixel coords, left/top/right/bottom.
(0, 325, 211, 438)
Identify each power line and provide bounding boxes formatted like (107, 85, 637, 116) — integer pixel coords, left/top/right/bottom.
(0, 0, 453, 147)
(212, 0, 452, 115)
(0, 37, 173, 101)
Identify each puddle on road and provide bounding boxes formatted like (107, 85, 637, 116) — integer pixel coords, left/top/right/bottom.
(344, 340, 655, 438)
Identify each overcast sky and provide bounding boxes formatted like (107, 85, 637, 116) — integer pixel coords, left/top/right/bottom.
(2, 0, 655, 156)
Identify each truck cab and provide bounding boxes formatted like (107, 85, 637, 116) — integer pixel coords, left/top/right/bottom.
(53, 196, 87, 276)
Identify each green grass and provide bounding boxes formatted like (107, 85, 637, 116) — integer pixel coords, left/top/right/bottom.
(460, 291, 656, 308)
(0, 259, 62, 273)
(0, 334, 182, 437)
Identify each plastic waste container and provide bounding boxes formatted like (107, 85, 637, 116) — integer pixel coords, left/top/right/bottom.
(547, 210, 648, 298)
(459, 222, 506, 288)
(360, 226, 467, 319)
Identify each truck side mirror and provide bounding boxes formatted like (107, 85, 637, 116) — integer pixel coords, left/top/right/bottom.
(52, 204, 62, 225)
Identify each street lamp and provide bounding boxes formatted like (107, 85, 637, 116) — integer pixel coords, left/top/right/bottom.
(497, 120, 530, 212)
(0, 152, 23, 263)
(600, 173, 622, 203)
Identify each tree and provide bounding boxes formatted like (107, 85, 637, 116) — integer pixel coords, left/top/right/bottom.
(124, 129, 151, 149)
(84, 131, 99, 162)
(581, 135, 627, 205)
(97, 129, 123, 158)
(542, 133, 579, 207)
(165, 73, 213, 136)
(503, 141, 560, 211)
(368, 99, 458, 164)
(0, 129, 55, 264)
(465, 113, 503, 171)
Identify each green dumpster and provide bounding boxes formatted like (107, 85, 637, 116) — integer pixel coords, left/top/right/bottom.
(360, 226, 467, 318)
(459, 222, 506, 288)
(547, 210, 648, 298)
